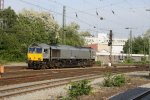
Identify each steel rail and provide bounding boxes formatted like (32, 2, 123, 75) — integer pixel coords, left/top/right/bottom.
(0, 74, 102, 99)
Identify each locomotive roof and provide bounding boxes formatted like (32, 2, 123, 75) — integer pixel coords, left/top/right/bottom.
(29, 43, 93, 50)
(29, 43, 50, 48)
(50, 45, 92, 50)
(50, 45, 77, 50)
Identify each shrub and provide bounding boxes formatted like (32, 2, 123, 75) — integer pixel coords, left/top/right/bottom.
(68, 80, 92, 98)
(95, 61, 101, 66)
(113, 74, 126, 87)
(124, 57, 134, 64)
(141, 56, 147, 64)
(103, 73, 126, 87)
(103, 73, 114, 87)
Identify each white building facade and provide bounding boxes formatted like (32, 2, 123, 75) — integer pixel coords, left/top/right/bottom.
(85, 33, 127, 53)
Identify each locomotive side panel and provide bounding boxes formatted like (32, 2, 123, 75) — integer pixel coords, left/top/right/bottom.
(60, 49, 72, 59)
(91, 49, 96, 60)
(71, 48, 80, 59)
(78, 48, 90, 59)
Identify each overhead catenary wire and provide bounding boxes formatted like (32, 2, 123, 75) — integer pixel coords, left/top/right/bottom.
(47, 0, 131, 29)
(19, 0, 110, 32)
(18, 1, 110, 37)
(18, 0, 150, 36)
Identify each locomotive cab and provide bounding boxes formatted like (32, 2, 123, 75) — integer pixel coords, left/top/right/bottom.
(27, 43, 50, 69)
(28, 47, 43, 61)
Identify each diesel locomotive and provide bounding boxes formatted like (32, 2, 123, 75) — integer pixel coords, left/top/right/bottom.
(27, 43, 95, 69)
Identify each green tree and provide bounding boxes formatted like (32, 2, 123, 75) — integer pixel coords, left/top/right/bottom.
(123, 36, 149, 54)
(0, 7, 21, 61)
(0, 7, 17, 32)
(59, 22, 85, 46)
(19, 9, 59, 44)
(0, 8, 87, 62)
(80, 31, 92, 37)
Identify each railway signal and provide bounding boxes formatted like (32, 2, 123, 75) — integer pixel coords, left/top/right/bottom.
(108, 30, 113, 66)
(108, 30, 112, 46)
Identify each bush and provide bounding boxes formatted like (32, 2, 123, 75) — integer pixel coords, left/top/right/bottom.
(113, 74, 126, 87)
(95, 61, 101, 66)
(68, 80, 92, 99)
(0, 50, 26, 62)
(103, 73, 114, 87)
(103, 73, 126, 87)
(124, 57, 134, 64)
(141, 56, 147, 64)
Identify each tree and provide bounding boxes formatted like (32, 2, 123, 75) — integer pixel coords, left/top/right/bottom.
(18, 9, 59, 44)
(0, 7, 21, 61)
(59, 22, 85, 46)
(0, 7, 17, 32)
(123, 36, 149, 54)
(0, 8, 87, 62)
(80, 31, 92, 37)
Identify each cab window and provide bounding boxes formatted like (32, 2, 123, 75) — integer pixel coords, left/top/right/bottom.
(44, 49, 48, 53)
(29, 48, 35, 53)
(36, 48, 42, 53)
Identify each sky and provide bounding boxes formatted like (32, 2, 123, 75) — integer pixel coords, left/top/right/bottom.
(4, 0, 150, 39)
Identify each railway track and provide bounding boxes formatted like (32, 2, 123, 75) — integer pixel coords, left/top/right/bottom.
(1, 66, 148, 86)
(0, 74, 102, 99)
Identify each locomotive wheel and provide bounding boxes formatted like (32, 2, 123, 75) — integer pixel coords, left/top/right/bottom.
(28, 63, 33, 69)
(34, 64, 42, 70)
(41, 64, 48, 69)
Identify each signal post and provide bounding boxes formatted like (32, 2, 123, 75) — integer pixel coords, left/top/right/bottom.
(108, 30, 112, 67)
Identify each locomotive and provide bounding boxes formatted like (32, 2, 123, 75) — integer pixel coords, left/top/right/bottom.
(27, 43, 96, 69)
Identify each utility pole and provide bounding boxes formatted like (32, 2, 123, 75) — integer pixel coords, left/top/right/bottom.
(125, 28, 132, 59)
(148, 36, 150, 70)
(130, 29, 132, 57)
(145, 9, 150, 75)
(62, 6, 66, 44)
(146, 9, 150, 70)
(0, 0, 4, 10)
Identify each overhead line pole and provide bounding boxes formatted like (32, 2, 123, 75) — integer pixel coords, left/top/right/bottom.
(62, 6, 66, 44)
(130, 29, 132, 57)
(145, 9, 150, 76)
(149, 38, 150, 71)
(125, 27, 132, 59)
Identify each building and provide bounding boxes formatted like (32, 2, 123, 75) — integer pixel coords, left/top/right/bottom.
(85, 33, 149, 64)
(87, 44, 98, 51)
(85, 33, 127, 53)
(85, 33, 128, 63)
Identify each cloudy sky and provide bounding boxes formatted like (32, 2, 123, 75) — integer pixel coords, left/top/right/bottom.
(5, 0, 150, 39)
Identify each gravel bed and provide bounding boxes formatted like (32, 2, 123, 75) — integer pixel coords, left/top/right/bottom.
(2, 71, 150, 100)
